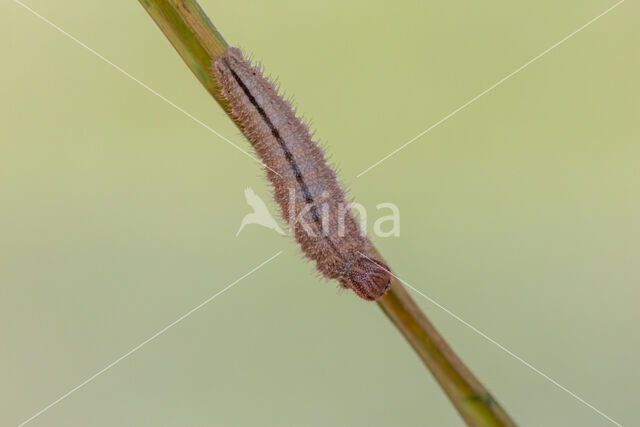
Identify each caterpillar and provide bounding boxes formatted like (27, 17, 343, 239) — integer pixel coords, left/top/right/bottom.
(213, 47, 391, 301)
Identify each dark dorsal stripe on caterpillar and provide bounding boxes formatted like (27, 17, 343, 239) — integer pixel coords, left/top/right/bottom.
(213, 47, 391, 301)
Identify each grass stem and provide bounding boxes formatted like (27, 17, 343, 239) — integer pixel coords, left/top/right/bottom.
(139, 1, 517, 425)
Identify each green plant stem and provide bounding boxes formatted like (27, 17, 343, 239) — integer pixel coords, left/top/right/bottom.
(138, 1, 516, 425)
(138, 0, 232, 116)
(373, 253, 514, 426)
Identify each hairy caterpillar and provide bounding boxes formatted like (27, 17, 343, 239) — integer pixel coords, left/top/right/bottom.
(213, 47, 391, 301)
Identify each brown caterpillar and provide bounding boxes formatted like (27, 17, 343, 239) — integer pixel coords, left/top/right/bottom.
(213, 47, 391, 301)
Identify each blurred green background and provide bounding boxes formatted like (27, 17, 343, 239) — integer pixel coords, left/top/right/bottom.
(2, 0, 638, 425)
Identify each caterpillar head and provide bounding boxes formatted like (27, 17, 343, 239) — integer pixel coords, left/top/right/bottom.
(343, 256, 392, 301)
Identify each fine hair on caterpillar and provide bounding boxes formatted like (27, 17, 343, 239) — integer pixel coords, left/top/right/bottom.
(285, 188, 366, 239)
(213, 47, 391, 301)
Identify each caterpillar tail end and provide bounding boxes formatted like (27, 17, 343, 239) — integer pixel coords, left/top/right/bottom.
(343, 257, 392, 301)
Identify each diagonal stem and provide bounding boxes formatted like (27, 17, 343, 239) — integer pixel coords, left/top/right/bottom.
(138, 1, 516, 425)
(373, 252, 514, 426)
